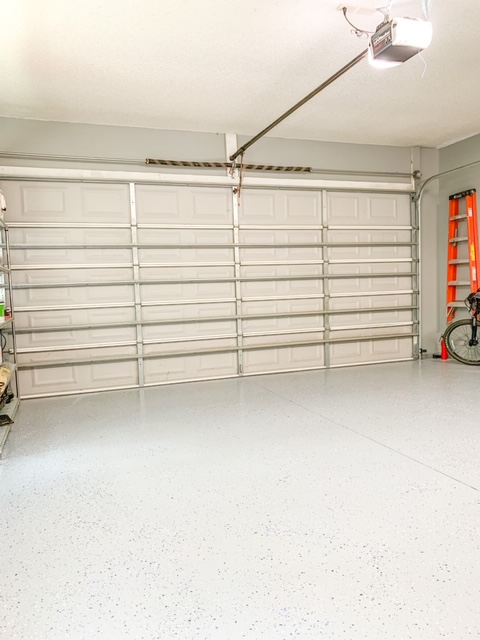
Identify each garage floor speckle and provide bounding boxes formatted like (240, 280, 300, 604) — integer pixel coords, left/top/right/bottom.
(1, 360, 480, 639)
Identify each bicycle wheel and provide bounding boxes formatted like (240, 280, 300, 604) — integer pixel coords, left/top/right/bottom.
(444, 318, 480, 365)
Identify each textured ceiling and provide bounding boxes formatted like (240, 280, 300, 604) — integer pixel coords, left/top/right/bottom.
(0, 0, 478, 148)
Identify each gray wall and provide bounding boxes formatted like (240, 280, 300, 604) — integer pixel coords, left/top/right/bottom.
(0, 116, 440, 352)
(0, 117, 414, 175)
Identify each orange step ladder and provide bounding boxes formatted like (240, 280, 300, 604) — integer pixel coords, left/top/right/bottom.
(447, 189, 480, 322)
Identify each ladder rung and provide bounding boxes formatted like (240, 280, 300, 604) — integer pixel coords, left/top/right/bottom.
(450, 215, 468, 221)
(449, 237, 468, 243)
(448, 281, 470, 286)
(447, 301, 467, 307)
(448, 259, 469, 265)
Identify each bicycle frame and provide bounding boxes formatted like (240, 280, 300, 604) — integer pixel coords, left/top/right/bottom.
(467, 314, 479, 347)
(466, 290, 480, 346)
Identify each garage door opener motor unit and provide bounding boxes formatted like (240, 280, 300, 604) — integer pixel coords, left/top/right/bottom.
(368, 17, 433, 68)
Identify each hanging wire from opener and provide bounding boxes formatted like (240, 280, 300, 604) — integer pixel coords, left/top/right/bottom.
(418, 0, 433, 78)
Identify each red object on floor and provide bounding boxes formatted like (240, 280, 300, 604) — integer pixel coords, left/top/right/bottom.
(441, 338, 448, 360)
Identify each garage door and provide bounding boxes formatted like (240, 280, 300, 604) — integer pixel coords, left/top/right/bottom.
(0, 180, 417, 398)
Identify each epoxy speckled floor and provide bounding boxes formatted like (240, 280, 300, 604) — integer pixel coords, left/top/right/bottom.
(1, 360, 480, 639)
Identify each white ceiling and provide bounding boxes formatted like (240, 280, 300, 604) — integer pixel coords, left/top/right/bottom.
(0, 0, 478, 148)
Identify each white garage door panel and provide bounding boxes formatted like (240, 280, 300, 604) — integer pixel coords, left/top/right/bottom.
(17, 324, 136, 350)
(329, 263, 413, 276)
(7, 183, 131, 223)
(13, 248, 129, 267)
(138, 228, 233, 266)
(239, 191, 322, 225)
(240, 264, 323, 300)
(244, 330, 323, 347)
(243, 318, 323, 337)
(139, 247, 233, 266)
(330, 337, 413, 366)
(137, 228, 233, 245)
(140, 281, 235, 303)
(327, 232, 411, 264)
(328, 244, 411, 262)
(139, 253, 233, 270)
(15, 306, 135, 336)
(143, 337, 236, 356)
(13, 283, 134, 308)
(135, 186, 232, 224)
(12, 267, 133, 287)
(329, 293, 413, 310)
(141, 301, 235, 321)
(329, 275, 413, 295)
(242, 298, 324, 333)
(327, 229, 411, 247)
(143, 322, 236, 342)
(19, 360, 139, 397)
(327, 192, 411, 225)
(239, 230, 322, 264)
(241, 277, 323, 300)
(330, 308, 413, 329)
(15, 306, 135, 331)
(329, 294, 414, 337)
(143, 352, 237, 384)
(243, 343, 325, 374)
(19, 344, 137, 365)
(142, 302, 236, 344)
(9, 227, 132, 246)
(139, 264, 235, 283)
(331, 325, 413, 340)
(11, 235, 132, 266)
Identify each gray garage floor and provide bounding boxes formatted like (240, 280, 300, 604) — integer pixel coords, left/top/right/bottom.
(1, 359, 480, 640)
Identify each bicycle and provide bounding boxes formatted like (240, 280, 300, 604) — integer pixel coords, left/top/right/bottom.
(444, 290, 480, 365)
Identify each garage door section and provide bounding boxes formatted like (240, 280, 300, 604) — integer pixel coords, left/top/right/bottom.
(239, 190, 325, 375)
(134, 185, 238, 386)
(326, 191, 415, 366)
(239, 188, 416, 372)
(4, 182, 239, 397)
(5, 182, 137, 397)
(1, 179, 417, 398)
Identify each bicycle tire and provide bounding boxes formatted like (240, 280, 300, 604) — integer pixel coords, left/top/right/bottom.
(444, 318, 480, 365)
